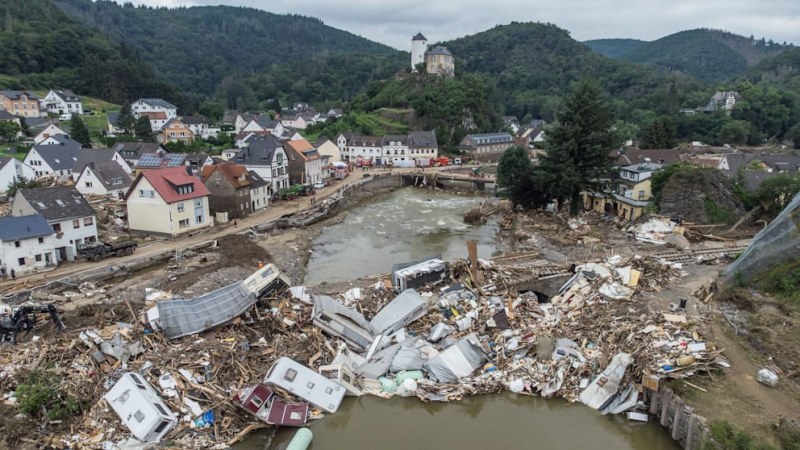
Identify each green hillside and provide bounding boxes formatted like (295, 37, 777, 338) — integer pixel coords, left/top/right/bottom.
(583, 38, 646, 58)
(52, 0, 406, 101)
(745, 47, 800, 92)
(439, 22, 699, 121)
(0, 0, 178, 105)
(621, 29, 788, 82)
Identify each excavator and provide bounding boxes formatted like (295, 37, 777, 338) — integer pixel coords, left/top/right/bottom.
(0, 304, 66, 344)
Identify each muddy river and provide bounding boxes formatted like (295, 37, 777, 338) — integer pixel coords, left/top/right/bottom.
(303, 187, 498, 285)
(239, 186, 678, 450)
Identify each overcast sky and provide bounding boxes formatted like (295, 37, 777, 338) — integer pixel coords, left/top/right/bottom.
(114, 0, 800, 50)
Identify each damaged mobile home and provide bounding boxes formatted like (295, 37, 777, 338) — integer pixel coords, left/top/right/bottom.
(104, 372, 177, 442)
(145, 264, 290, 339)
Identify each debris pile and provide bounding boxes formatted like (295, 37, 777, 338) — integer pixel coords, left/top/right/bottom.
(0, 251, 729, 448)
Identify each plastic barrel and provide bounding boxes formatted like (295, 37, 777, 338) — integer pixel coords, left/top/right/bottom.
(286, 428, 313, 450)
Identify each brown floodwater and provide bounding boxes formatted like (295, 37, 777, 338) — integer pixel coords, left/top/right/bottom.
(237, 394, 679, 450)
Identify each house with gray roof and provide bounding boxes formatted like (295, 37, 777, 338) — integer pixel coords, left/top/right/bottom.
(23, 136, 83, 178)
(459, 133, 514, 161)
(718, 153, 800, 174)
(75, 161, 133, 199)
(72, 148, 133, 177)
(112, 142, 166, 167)
(131, 98, 177, 130)
(232, 135, 289, 194)
(0, 214, 57, 275)
(12, 186, 98, 262)
(43, 89, 83, 116)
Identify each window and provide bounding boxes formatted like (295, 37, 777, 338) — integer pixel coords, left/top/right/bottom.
(84, 181, 93, 188)
(177, 202, 185, 212)
(196, 215, 203, 224)
(52, 223, 61, 232)
(284, 369, 297, 382)
(84, 217, 93, 226)
(250, 396, 264, 408)
(306, 381, 315, 389)
(638, 190, 645, 200)
(37, 237, 43, 244)
(276, 153, 283, 164)
(325, 387, 333, 394)
(35, 254, 42, 262)
(14, 241, 20, 248)
(17, 257, 25, 266)
(73, 219, 80, 229)
(153, 421, 171, 434)
(194, 199, 202, 208)
(133, 410, 145, 423)
(179, 219, 190, 228)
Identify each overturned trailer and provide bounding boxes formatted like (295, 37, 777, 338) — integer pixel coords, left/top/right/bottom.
(391, 258, 448, 292)
(233, 383, 309, 427)
(311, 295, 374, 351)
(146, 263, 290, 340)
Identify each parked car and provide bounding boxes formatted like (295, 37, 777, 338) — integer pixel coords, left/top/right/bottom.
(58, 113, 72, 121)
(313, 181, 325, 190)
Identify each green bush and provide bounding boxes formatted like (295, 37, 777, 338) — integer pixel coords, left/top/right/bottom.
(16, 370, 81, 420)
(707, 420, 778, 450)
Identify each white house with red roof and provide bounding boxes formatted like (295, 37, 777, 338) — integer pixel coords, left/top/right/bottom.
(124, 166, 212, 237)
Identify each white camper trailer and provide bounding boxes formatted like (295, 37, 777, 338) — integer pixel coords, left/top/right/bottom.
(103, 372, 177, 442)
(264, 357, 346, 413)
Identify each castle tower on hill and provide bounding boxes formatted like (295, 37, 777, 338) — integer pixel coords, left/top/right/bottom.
(411, 32, 455, 77)
(411, 32, 427, 71)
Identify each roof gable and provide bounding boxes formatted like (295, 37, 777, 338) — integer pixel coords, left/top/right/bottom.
(0, 214, 53, 241)
(17, 186, 96, 221)
(129, 166, 210, 203)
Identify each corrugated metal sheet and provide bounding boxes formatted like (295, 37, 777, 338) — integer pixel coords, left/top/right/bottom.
(156, 281, 255, 340)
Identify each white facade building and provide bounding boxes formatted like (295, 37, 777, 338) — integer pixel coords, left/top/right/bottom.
(42, 89, 83, 116)
(12, 186, 98, 262)
(411, 33, 428, 71)
(0, 157, 35, 195)
(0, 214, 56, 275)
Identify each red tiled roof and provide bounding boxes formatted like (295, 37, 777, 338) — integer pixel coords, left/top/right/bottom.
(285, 139, 319, 161)
(128, 166, 210, 203)
(141, 111, 168, 120)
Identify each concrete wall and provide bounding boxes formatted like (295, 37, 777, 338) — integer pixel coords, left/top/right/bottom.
(647, 387, 710, 450)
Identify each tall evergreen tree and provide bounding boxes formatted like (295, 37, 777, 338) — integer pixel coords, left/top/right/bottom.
(70, 115, 92, 147)
(134, 116, 153, 142)
(118, 103, 135, 135)
(639, 116, 676, 149)
(497, 146, 533, 206)
(539, 79, 616, 215)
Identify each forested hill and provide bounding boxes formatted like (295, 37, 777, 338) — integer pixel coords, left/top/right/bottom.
(583, 38, 646, 58)
(619, 29, 790, 83)
(0, 0, 178, 104)
(745, 47, 800, 92)
(439, 22, 698, 121)
(52, 0, 404, 96)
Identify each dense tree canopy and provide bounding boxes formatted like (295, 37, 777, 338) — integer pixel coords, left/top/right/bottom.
(70, 115, 91, 147)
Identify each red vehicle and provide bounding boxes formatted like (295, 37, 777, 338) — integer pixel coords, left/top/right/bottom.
(433, 157, 450, 167)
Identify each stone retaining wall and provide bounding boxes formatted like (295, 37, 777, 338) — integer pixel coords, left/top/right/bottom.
(647, 387, 710, 450)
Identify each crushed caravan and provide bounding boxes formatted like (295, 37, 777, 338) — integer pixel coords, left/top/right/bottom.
(146, 263, 290, 339)
(391, 258, 448, 292)
(368, 289, 430, 336)
(233, 383, 309, 427)
(311, 295, 374, 351)
(579, 352, 634, 411)
(264, 357, 346, 413)
(104, 372, 177, 442)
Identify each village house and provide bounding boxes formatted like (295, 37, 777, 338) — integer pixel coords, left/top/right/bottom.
(706, 91, 741, 112)
(235, 130, 272, 149)
(615, 148, 681, 167)
(718, 153, 800, 173)
(72, 148, 133, 177)
(459, 133, 514, 161)
(284, 139, 323, 186)
(248, 171, 270, 212)
(314, 139, 341, 165)
(12, 186, 98, 262)
(0, 157, 35, 195)
(337, 134, 382, 165)
(111, 142, 166, 168)
(74, 161, 133, 199)
(24, 136, 82, 178)
(0, 110, 23, 139)
(0, 214, 57, 275)
(408, 130, 439, 162)
(181, 116, 218, 140)
(280, 114, 308, 130)
(232, 135, 289, 195)
(382, 135, 410, 165)
(131, 98, 178, 131)
(0, 90, 41, 118)
(161, 118, 195, 144)
(106, 112, 125, 136)
(200, 161, 256, 219)
(125, 166, 212, 237)
(33, 123, 69, 145)
(42, 89, 84, 116)
(585, 162, 663, 221)
(241, 115, 284, 136)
